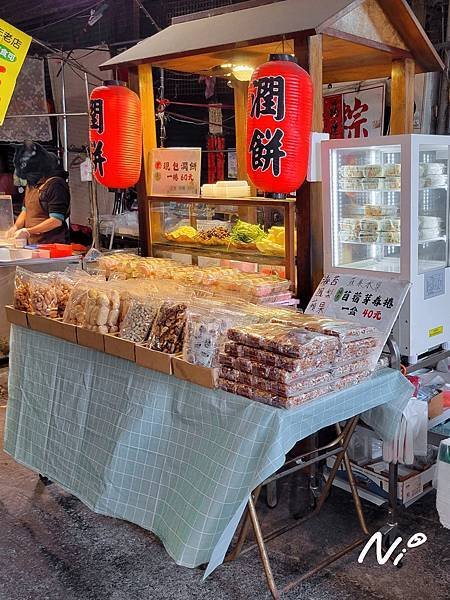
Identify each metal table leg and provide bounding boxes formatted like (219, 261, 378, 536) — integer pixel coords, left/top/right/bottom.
(225, 416, 370, 597)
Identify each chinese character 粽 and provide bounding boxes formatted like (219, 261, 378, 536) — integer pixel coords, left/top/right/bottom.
(91, 140, 107, 177)
(250, 75, 285, 121)
(89, 98, 104, 134)
(249, 128, 286, 177)
(344, 97, 369, 138)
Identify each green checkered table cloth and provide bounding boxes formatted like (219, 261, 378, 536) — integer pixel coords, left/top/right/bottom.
(4, 326, 413, 574)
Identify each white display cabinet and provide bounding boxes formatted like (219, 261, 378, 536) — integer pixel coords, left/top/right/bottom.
(322, 134, 450, 363)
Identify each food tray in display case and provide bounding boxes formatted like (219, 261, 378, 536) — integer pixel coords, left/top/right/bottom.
(147, 195, 296, 283)
(322, 134, 450, 363)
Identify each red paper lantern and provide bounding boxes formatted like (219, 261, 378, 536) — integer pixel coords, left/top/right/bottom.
(246, 54, 313, 196)
(89, 80, 142, 189)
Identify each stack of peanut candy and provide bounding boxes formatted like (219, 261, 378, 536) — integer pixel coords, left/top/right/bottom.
(218, 316, 379, 409)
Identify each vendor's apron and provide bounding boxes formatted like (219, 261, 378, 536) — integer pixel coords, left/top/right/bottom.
(24, 178, 68, 245)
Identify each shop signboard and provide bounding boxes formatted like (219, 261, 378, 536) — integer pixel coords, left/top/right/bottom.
(306, 273, 410, 355)
(0, 19, 32, 125)
(150, 148, 201, 197)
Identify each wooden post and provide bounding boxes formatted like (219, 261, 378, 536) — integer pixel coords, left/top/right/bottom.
(390, 58, 415, 134)
(233, 80, 249, 183)
(129, 64, 157, 256)
(233, 79, 257, 223)
(295, 34, 323, 308)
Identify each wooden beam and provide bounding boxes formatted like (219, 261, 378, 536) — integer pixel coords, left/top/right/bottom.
(295, 34, 323, 308)
(390, 58, 415, 134)
(233, 80, 250, 183)
(128, 64, 157, 256)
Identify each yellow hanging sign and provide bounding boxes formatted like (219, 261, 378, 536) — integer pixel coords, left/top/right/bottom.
(0, 19, 31, 126)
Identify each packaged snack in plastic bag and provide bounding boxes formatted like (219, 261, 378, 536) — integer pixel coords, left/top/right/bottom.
(29, 273, 58, 318)
(218, 377, 333, 409)
(333, 371, 371, 391)
(14, 267, 32, 312)
(330, 358, 372, 378)
(182, 300, 253, 367)
(148, 300, 188, 354)
(272, 313, 378, 342)
(339, 337, 378, 361)
(227, 323, 339, 359)
(119, 296, 161, 342)
(82, 286, 121, 333)
(219, 365, 332, 396)
(223, 341, 335, 374)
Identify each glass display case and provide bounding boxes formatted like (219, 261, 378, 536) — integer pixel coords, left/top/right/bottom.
(322, 135, 450, 362)
(148, 195, 296, 282)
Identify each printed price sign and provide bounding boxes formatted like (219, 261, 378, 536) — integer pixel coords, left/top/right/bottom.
(150, 148, 201, 197)
(306, 273, 410, 355)
(0, 19, 31, 125)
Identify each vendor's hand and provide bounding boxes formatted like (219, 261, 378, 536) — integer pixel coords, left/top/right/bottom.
(13, 228, 30, 240)
(5, 225, 17, 239)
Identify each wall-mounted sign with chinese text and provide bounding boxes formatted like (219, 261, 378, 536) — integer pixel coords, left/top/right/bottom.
(306, 273, 410, 359)
(150, 148, 201, 197)
(323, 85, 385, 140)
(0, 19, 31, 125)
(246, 54, 312, 195)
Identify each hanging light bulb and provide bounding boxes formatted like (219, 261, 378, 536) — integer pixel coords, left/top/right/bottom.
(232, 64, 253, 81)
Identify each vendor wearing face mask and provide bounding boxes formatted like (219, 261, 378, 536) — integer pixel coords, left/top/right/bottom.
(7, 141, 70, 244)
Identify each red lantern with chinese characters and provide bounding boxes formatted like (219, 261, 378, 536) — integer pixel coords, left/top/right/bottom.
(246, 54, 313, 196)
(89, 80, 142, 189)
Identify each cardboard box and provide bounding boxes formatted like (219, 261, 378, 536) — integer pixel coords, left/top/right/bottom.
(76, 327, 105, 352)
(135, 344, 174, 374)
(27, 314, 77, 343)
(172, 357, 218, 389)
(104, 334, 136, 362)
(5, 305, 28, 328)
(429, 393, 444, 420)
(326, 456, 435, 505)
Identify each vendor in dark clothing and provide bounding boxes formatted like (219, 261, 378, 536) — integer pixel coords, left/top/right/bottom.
(7, 141, 70, 244)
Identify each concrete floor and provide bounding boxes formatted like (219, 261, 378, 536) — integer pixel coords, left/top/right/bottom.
(1, 397, 449, 600)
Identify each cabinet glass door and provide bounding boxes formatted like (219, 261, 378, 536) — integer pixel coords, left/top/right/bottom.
(417, 144, 449, 273)
(330, 145, 401, 273)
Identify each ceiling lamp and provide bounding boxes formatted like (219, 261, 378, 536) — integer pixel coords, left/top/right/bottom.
(231, 65, 254, 81)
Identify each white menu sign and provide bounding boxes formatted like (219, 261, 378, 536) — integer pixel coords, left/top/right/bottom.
(150, 148, 201, 197)
(306, 273, 410, 343)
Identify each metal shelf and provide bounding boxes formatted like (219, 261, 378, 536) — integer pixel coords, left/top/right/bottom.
(340, 239, 401, 247)
(152, 241, 286, 265)
(338, 188, 401, 193)
(340, 236, 446, 247)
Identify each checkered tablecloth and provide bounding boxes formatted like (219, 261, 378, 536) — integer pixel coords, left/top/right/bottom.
(4, 326, 413, 574)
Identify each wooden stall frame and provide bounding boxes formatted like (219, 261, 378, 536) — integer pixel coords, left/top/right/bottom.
(102, 0, 443, 302)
